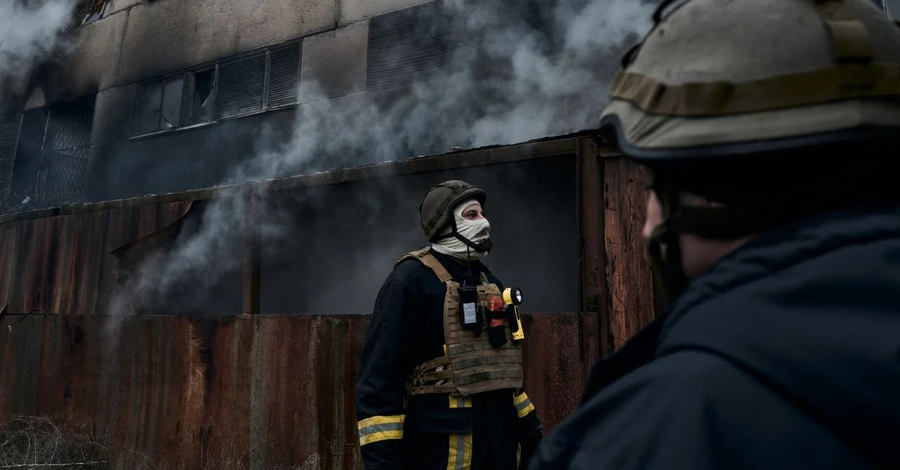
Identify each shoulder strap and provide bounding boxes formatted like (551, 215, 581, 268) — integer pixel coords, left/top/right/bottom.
(394, 247, 454, 283)
(479, 272, 490, 285)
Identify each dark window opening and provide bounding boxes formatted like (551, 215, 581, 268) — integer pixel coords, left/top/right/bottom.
(34, 95, 96, 208)
(134, 75, 185, 135)
(188, 67, 217, 125)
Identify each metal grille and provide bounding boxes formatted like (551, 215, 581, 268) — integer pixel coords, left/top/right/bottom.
(217, 53, 267, 119)
(267, 45, 301, 108)
(34, 101, 94, 207)
(0, 115, 22, 203)
(366, 0, 556, 92)
(367, 1, 478, 91)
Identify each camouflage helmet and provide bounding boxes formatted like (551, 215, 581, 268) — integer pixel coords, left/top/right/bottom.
(419, 180, 486, 241)
(599, 0, 900, 161)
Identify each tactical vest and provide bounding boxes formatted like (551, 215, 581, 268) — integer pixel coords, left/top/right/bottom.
(395, 247, 524, 397)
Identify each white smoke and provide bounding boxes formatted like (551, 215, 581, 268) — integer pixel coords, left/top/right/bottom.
(111, 0, 655, 314)
(0, 0, 75, 101)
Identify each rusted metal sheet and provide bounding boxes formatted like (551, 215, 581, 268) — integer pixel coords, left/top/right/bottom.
(603, 158, 656, 350)
(0, 201, 191, 316)
(576, 137, 607, 369)
(1, 313, 585, 469)
(0, 314, 44, 418)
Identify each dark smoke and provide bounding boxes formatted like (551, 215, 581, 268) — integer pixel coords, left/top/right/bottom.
(109, 0, 655, 314)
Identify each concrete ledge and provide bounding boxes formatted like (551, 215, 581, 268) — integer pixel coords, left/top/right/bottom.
(339, 0, 432, 26)
(300, 21, 369, 100)
(116, 0, 335, 86)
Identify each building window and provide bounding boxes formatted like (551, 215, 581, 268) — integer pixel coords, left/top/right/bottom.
(131, 43, 301, 138)
(134, 75, 185, 135)
(216, 53, 267, 119)
(366, 0, 558, 92)
(35, 96, 95, 207)
(188, 67, 217, 125)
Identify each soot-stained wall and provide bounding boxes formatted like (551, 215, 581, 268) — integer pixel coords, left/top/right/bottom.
(259, 155, 578, 314)
(87, 108, 297, 201)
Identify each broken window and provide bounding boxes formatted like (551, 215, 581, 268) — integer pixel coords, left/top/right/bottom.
(187, 67, 217, 125)
(78, 0, 107, 25)
(133, 76, 184, 136)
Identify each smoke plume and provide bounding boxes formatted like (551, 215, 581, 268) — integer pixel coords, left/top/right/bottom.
(0, 0, 75, 103)
(111, 0, 655, 314)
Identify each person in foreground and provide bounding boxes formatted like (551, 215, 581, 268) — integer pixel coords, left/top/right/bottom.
(356, 180, 543, 470)
(529, 0, 900, 468)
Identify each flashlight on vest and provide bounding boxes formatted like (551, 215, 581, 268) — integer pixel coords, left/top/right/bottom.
(458, 284, 482, 334)
(502, 287, 526, 341)
(487, 296, 508, 347)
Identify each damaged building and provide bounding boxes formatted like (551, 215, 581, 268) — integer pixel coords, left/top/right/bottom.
(0, 0, 681, 468)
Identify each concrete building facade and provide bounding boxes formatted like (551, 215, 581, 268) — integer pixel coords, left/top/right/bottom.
(3, 0, 555, 210)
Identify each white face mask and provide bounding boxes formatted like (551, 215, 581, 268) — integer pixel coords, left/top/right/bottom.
(432, 200, 492, 261)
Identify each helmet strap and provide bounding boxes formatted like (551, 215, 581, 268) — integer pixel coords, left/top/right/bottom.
(647, 181, 691, 303)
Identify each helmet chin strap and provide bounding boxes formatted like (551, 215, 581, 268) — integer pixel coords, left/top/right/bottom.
(647, 181, 691, 305)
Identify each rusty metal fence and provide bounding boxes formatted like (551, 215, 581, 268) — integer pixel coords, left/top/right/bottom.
(0, 137, 655, 469)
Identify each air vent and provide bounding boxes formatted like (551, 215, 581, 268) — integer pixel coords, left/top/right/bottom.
(367, 1, 477, 92)
(0, 115, 22, 201)
(366, 0, 559, 92)
(267, 45, 301, 108)
(217, 53, 267, 119)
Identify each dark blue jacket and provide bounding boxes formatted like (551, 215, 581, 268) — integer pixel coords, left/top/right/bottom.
(529, 206, 900, 469)
(357, 248, 543, 470)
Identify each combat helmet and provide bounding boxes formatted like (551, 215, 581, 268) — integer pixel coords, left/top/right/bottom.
(419, 180, 487, 241)
(600, 0, 900, 161)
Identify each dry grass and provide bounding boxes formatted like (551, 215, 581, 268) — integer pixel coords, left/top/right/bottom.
(0, 416, 108, 469)
(0, 416, 331, 470)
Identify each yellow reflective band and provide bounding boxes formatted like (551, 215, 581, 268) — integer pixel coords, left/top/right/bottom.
(447, 395, 473, 469)
(447, 396, 473, 470)
(357, 415, 405, 446)
(513, 392, 529, 406)
(449, 395, 472, 409)
(514, 392, 535, 418)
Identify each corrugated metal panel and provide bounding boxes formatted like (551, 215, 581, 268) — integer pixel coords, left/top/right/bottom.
(604, 158, 655, 350)
(267, 45, 301, 108)
(4, 312, 587, 469)
(0, 201, 192, 316)
(0, 115, 22, 202)
(367, 1, 478, 91)
(217, 53, 267, 119)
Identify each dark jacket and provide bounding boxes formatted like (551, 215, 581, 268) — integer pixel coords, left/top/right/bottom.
(357, 248, 544, 470)
(529, 206, 900, 470)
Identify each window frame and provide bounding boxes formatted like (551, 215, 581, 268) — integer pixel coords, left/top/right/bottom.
(129, 41, 302, 141)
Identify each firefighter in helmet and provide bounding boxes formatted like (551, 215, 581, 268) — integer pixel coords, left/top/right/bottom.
(356, 180, 544, 470)
(530, 0, 900, 468)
